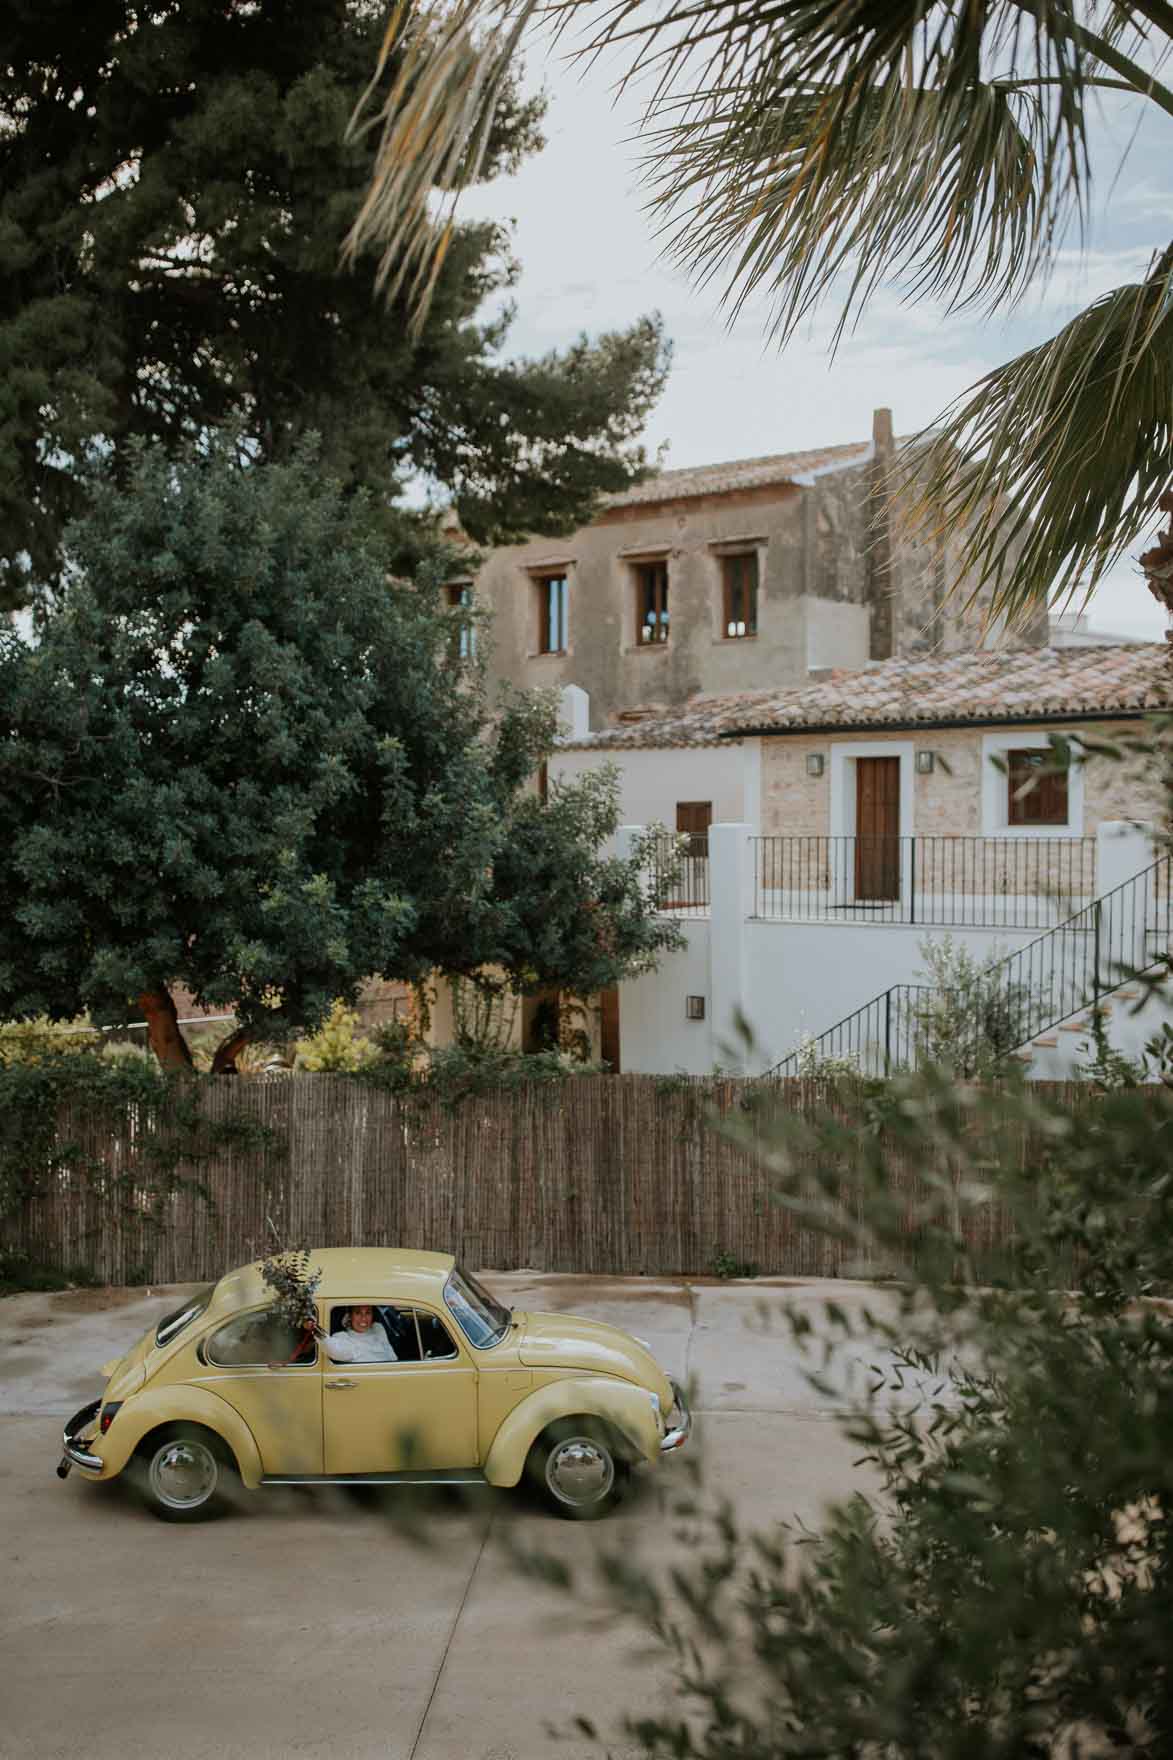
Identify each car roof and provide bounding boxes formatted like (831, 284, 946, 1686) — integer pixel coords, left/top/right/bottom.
(214, 1248, 457, 1311)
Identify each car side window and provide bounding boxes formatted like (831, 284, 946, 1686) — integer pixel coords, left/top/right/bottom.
(206, 1309, 315, 1367)
(326, 1305, 458, 1364)
(416, 1310, 459, 1362)
(327, 1304, 414, 1362)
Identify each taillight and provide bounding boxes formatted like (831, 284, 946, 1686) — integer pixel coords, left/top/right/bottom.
(99, 1402, 122, 1434)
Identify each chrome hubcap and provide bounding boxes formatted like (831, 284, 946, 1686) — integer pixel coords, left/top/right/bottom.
(149, 1439, 218, 1511)
(545, 1436, 614, 1507)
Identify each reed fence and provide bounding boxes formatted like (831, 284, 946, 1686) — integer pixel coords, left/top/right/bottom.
(1, 1073, 1123, 1286)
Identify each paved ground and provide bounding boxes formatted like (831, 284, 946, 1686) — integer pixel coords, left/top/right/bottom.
(0, 1272, 898, 1760)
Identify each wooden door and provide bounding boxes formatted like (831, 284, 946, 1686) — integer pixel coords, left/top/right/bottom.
(599, 987, 620, 1073)
(674, 802, 712, 907)
(854, 758, 901, 901)
(675, 801, 712, 856)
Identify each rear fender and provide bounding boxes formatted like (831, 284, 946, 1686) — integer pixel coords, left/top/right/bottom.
(92, 1386, 264, 1489)
(482, 1376, 660, 1488)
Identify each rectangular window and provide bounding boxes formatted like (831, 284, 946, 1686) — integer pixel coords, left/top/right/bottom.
(634, 560, 669, 645)
(1007, 749, 1068, 827)
(445, 583, 476, 660)
(722, 553, 758, 638)
(537, 574, 568, 654)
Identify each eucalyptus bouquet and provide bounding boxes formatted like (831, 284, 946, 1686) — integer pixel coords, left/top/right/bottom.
(259, 1247, 322, 1352)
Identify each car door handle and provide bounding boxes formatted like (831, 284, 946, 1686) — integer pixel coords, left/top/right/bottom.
(325, 1379, 358, 1390)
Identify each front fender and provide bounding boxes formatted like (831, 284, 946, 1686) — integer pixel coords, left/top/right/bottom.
(91, 1386, 264, 1489)
(482, 1376, 662, 1488)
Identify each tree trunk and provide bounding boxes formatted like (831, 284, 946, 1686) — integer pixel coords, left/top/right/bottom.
(137, 988, 194, 1070)
(211, 1026, 252, 1075)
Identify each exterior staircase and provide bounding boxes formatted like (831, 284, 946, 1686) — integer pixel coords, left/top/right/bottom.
(769, 856, 1172, 1079)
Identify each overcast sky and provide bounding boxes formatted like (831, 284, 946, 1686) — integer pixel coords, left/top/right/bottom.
(459, 36, 1172, 640)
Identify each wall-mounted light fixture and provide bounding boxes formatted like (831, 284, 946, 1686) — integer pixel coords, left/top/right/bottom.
(805, 752, 825, 777)
(915, 749, 935, 775)
(685, 995, 706, 1021)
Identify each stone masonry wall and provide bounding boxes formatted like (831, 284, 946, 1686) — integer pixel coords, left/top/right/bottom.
(760, 721, 1164, 837)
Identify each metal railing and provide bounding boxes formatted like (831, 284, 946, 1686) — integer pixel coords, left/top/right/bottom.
(769, 855, 1172, 1078)
(984, 853, 1172, 1055)
(752, 834, 1096, 930)
(774, 985, 935, 1078)
(649, 832, 710, 917)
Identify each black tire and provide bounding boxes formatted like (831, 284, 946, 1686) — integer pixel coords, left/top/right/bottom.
(526, 1419, 628, 1520)
(133, 1424, 236, 1523)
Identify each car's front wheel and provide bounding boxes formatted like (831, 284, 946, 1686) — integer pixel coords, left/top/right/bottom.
(135, 1425, 234, 1523)
(527, 1420, 627, 1520)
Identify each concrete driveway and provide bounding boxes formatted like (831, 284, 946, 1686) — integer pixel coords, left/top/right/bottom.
(0, 1271, 895, 1760)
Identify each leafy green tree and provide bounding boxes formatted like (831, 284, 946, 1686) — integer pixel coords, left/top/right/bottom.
(0, 0, 668, 609)
(350, 0, 1173, 627)
(515, 1060, 1173, 1757)
(0, 441, 681, 1068)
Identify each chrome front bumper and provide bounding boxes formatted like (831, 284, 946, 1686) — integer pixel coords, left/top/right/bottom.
(660, 1380, 691, 1452)
(57, 1399, 103, 1478)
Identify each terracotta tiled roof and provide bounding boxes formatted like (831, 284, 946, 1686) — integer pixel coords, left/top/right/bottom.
(564, 646, 1170, 749)
(604, 440, 873, 509)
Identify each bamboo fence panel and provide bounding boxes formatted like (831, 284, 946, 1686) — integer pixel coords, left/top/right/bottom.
(2, 1075, 1151, 1285)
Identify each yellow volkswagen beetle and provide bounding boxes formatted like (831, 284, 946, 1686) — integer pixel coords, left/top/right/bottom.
(56, 1249, 690, 1522)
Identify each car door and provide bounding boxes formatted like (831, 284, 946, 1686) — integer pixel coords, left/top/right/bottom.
(194, 1305, 323, 1476)
(322, 1302, 478, 1474)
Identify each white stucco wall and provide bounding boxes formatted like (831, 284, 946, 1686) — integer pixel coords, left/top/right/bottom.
(741, 919, 1041, 1069)
(613, 820, 1166, 1078)
(618, 920, 715, 1074)
(549, 742, 756, 847)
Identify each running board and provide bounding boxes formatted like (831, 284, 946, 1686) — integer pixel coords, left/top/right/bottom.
(261, 1470, 489, 1487)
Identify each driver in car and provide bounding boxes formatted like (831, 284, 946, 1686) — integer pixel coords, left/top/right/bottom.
(323, 1304, 397, 1363)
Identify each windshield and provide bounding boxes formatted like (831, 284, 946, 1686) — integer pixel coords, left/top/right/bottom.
(155, 1286, 215, 1349)
(443, 1268, 511, 1349)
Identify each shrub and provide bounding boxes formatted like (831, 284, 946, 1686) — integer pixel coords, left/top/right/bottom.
(294, 1001, 380, 1073)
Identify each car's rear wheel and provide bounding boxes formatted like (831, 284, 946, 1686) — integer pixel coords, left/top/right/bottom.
(527, 1420, 627, 1520)
(135, 1425, 234, 1523)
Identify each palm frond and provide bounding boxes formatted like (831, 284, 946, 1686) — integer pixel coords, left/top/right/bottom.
(895, 246, 1173, 625)
(347, 0, 1170, 337)
(646, 77, 1062, 346)
(344, 0, 545, 318)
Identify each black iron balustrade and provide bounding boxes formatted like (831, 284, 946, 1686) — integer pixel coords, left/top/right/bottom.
(752, 833, 1096, 930)
(649, 832, 710, 917)
(768, 855, 1172, 1078)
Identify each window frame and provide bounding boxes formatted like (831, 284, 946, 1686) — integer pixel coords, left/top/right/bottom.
(445, 581, 476, 661)
(721, 552, 759, 639)
(633, 558, 670, 647)
(325, 1302, 460, 1365)
(155, 1285, 216, 1349)
(980, 730, 1083, 837)
(536, 573, 569, 655)
(1006, 748, 1070, 828)
(443, 1267, 512, 1349)
(203, 1305, 318, 1369)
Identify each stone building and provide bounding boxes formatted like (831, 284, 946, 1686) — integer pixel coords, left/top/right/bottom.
(550, 645, 1170, 1077)
(464, 408, 1046, 731)
(552, 644, 1169, 848)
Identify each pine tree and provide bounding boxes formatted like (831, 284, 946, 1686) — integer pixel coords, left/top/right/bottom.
(0, 0, 668, 609)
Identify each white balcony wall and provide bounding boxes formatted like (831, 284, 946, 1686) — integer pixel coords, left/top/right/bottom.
(615, 819, 1166, 1078)
(618, 919, 714, 1074)
(549, 742, 756, 855)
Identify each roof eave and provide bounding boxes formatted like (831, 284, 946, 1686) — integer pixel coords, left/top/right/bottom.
(720, 707, 1158, 740)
